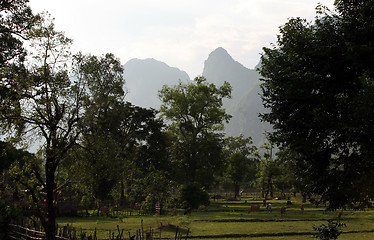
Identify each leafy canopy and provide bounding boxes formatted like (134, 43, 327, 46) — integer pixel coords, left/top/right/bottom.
(159, 76, 231, 188)
(259, 0, 374, 209)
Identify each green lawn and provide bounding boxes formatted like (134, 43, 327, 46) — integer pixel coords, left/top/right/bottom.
(57, 195, 374, 239)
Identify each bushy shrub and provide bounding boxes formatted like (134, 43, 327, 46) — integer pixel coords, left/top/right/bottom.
(141, 194, 157, 214)
(164, 195, 180, 209)
(180, 184, 210, 209)
(0, 200, 22, 240)
(313, 220, 346, 240)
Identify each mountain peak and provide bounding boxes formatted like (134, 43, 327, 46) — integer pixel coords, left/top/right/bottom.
(212, 47, 228, 54)
(207, 47, 233, 61)
(202, 47, 269, 145)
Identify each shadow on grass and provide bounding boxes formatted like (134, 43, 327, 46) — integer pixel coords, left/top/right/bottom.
(194, 218, 333, 222)
(188, 229, 374, 239)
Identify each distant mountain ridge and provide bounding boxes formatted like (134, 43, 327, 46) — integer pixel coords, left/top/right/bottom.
(203, 47, 259, 99)
(202, 47, 271, 145)
(122, 48, 271, 145)
(123, 58, 190, 109)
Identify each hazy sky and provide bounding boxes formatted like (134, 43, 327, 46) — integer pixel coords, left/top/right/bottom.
(29, 0, 335, 78)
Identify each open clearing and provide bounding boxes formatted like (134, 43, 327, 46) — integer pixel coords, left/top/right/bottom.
(57, 195, 374, 239)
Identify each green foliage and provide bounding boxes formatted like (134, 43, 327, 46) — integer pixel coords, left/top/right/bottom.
(74, 137, 123, 202)
(227, 153, 250, 184)
(0, 0, 35, 66)
(7, 154, 43, 191)
(141, 194, 158, 214)
(225, 136, 258, 180)
(0, 141, 33, 172)
(73, 52, 125, 117)
(0, 11, 86, 240)
(224, 135, 258, 198)
(313, 220, 346, 240)
(67, 53, 126, 202)
(66, 53, 170, 206)
(159, 76, 232, 131)
(164, 194, 180, 209)
(128, 170, 171, 212)
(258, 159, 281, 198)
(259, 0, 374, 209)
(159, 76, 231, 189)
(0, 0, 36, 135)
(56, 197, 374, 239)
(256, 136, 287, 199)
(0, 200, 22, 240)
(80, 195, 92, 214)
(180, 183, 210, 209)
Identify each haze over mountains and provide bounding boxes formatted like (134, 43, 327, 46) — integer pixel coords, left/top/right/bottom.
(203, 47, 271, 145)
(123, 47, 271, 145)
(123, 58, 190, 109)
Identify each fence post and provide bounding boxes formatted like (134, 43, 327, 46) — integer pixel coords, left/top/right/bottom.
(174, 226, 179, 240)
(185, 229, 190, 240)
(155, 202, 161, 215)
(141, 220, 144, 240)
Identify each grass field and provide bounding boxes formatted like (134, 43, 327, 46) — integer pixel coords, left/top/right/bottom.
(57, 195, 374, 239)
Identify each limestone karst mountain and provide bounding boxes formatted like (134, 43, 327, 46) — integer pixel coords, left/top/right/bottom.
(123, 58, 190, 109)
(122, 48, 271, 145)
(202, 47, 259, 101)
(202, 47, 271, 145)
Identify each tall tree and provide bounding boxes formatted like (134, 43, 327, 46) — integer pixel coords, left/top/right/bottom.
(158, 76, 231, 189)
(256, 137, 281, 199)
(259, 1, 374, 209)
(224, 135, 258, 199)
(67, 53, 170, 209)
(0, 0, 35, 66)
(1, 13, 85, 239)
(0, 0, 36, 134)
(71, 53, 126, 209)
(0, 140, 36, 208)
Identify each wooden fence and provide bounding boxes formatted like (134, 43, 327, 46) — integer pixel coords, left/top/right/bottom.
(8, 218, 95, 240)
(112, 220, 189, 240)
(8, 219, 189, 240)
(9, 224, 70, 240)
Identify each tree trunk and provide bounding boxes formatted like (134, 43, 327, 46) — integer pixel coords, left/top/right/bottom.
(45, 160, 56, 240)
(268, 177, 274, 198)
(97, 201, 101, 217)
(120, 180, 125, 207)
(234, 182, 240, 199)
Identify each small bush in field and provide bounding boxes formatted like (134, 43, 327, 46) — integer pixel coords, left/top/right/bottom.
(0, 200, 22, 240)
(180, 184, 210, 209)
(313, 220, 346, 240)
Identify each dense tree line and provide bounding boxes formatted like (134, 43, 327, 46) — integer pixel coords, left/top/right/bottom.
(1, 0, 373, 239)
(260, 0, 374, 209)
(0, 2, 257, 239)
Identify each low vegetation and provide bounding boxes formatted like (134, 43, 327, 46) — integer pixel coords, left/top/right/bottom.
(1, 1, 373, 240)
(57, 194, 374, 240)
